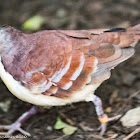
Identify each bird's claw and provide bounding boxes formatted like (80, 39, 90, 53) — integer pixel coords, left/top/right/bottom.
(97, 114, 122, 136)
(97, 123, 107, 136)
(0, 122, 31, 137)
(0, 106, 38, 137)
(108, 114, 122, 122)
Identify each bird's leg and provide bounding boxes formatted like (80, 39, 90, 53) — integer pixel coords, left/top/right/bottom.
(92, 95, 121, 136)
(0, 106, 39, 136)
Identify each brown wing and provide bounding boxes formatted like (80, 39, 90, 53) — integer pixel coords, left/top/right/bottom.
(53, 26, 138, 97)
(19, 27, 137, 96)
(21, 31, 73, 94)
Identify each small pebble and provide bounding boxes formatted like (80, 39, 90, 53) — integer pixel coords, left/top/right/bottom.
(46, 126, 53, 131)
(0, 100, 11, 112)
(105, 107, 112, 113)
(120, 107, 140, 127)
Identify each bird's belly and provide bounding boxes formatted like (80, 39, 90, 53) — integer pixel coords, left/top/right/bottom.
(0, 59, 101, 106)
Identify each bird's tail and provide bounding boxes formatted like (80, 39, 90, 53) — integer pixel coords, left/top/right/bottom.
(128, 24, 140, 41)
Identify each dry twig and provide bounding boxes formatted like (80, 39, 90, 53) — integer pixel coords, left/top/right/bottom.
(127, 90, 140, 101)
(123, 127, 140, 140)
(58, 111, 75, 125)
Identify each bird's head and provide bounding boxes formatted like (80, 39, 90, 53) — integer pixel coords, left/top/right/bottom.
(0, 27, 15, 55)
(0, 26, 27, 57)
(0, 27, 7, 54)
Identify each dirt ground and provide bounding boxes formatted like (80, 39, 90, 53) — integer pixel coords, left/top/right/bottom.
(0, 0, 140, 140)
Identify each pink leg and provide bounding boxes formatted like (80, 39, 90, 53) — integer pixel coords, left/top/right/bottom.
(92, 96, 121, 136)
(0, 106, 38, 136)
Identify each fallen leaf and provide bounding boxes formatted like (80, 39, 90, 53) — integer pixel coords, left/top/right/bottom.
(54, 117, 77, 135)
(62, 125, 77, 135)
(22, 15, 45, 31)
(54, 117, 68, 129)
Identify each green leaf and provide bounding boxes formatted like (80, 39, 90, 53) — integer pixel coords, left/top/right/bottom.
(54, 117, 77, 135)
(22, 15, 45, 31)
(62, 125, 77, 135)
(54, 117, 68, 129)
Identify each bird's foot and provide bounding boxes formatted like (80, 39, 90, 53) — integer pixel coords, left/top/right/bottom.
(0, 121, 31, 136)
(92, 95, 122, 136)
(97, 114, 122, 136)
(0, 106, 38, 136)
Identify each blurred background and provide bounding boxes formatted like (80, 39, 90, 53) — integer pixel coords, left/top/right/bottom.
(0, 0, 140, 139)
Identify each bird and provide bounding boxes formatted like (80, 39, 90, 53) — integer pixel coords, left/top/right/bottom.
(0, 24, 140, 137)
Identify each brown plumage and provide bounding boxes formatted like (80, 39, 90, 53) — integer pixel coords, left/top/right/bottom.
(0, 24, 140, 136)
(1, 25, 140, 97)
